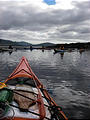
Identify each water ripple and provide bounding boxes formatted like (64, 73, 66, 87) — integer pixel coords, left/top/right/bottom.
(0, 50, 90, 119)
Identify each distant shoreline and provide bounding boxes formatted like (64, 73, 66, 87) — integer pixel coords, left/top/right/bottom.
(0, 39, 90, 50)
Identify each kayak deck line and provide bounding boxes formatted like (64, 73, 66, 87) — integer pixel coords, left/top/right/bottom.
(0, 56, 68, 120)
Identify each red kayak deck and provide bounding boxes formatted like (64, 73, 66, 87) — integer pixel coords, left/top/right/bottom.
(2, 56, 68, 120)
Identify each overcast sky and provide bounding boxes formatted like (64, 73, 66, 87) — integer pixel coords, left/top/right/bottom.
(0, 0, 90, 44)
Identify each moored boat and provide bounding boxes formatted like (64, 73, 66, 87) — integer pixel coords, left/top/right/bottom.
(0, 56, 68, 120)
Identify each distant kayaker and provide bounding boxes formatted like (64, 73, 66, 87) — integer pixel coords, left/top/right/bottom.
(9, 45, 13, 49)
(60, 45, 64, 50)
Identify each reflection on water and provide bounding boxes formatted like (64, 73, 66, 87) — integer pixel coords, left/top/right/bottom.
(54, 51, 64, 59)
(0, 49, 90, 119)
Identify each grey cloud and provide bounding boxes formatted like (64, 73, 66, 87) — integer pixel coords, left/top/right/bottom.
(60, 24, 90, 34)
(0, 1, 90, 29)
(0, 1, 90, 43)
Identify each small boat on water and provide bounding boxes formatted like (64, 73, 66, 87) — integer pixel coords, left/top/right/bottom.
(54, 49, 65, 53)
(0, 57, 68, 120)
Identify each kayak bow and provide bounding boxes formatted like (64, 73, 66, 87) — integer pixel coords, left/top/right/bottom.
(0, 56, 68, 120)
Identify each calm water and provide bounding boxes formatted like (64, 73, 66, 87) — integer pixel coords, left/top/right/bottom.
(0, 49, 90, 119)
